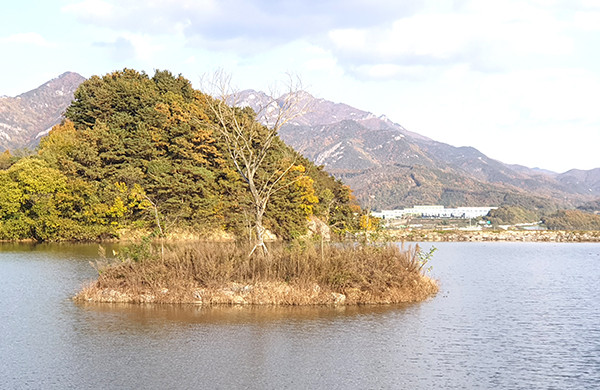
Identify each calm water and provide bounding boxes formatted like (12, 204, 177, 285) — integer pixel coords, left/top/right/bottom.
(1, 242, 599, 389)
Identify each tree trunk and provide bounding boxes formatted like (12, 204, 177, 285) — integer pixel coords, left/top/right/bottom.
(248, 205, 268, 256)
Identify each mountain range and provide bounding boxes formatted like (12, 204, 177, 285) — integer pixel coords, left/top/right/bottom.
(236, 90, 599, 210)
(0, 72, 86, 152)
(1, 73, 598, 211)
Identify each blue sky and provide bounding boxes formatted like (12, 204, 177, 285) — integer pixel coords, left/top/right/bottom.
(1, 0, 599, 173)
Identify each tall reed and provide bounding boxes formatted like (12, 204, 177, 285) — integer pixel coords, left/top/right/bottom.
(75, 241, 438, 305)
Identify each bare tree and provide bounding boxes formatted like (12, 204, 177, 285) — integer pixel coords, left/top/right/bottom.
(202, 71, 310, 255)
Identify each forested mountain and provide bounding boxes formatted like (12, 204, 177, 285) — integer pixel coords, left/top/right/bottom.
(1, 73, 598, 215)
(0, 72, 85, 151)
(0, 70, 359, 241)
(556, 168, 600, 195)
(236, 89, 599, 211)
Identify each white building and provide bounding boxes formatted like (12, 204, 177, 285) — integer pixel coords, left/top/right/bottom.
(372, 205, 497, 220)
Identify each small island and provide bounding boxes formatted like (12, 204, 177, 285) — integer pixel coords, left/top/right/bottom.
(0, 69, 439, 305)
(74, 242, 438, 305)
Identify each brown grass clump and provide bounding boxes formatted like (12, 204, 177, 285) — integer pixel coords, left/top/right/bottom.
(74, 242, 438, 305)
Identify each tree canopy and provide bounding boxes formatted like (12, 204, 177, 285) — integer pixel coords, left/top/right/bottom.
(542, 210, 600, 231)
(0, 69, 360, 241)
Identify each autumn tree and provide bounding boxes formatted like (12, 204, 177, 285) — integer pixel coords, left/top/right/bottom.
(542, 210, 600, 230)
(1, 69, 360, 242)
(63, 69, 224, 231)
(203, 71, 310, 254)
(0, 150, 14, 170)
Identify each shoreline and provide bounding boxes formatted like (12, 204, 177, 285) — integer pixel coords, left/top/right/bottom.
(74, 276, 439, 306)
(388, 229, 600, 243)
(2, 228, 600, 244)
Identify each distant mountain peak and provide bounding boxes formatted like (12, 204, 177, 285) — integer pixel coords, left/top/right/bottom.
(0, 72, 85, 152)
(19, 71, 84, 97)
(2, 72, 598, 210)
(273, 92, 598, 208)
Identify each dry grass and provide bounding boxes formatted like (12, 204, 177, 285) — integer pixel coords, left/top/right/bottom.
(74, 242, 438, 305)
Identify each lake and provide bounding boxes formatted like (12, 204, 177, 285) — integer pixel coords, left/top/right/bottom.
(1, 242, 599, 389)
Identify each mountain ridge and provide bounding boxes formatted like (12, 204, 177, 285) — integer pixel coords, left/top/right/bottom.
(235, 88, 599, 210)
(0, 72, 85, 151)
(1, 74, 598, 211)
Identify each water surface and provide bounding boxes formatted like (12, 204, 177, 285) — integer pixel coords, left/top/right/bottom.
(1, 242, 599, 389)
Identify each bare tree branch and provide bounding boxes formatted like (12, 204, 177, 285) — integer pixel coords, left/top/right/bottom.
(200, 70, 310, 255)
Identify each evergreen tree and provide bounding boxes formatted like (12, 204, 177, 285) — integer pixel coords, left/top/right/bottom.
(0, 69, 360, 241)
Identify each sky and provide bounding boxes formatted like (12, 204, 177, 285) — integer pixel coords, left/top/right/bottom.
(1, 0, 599, 173)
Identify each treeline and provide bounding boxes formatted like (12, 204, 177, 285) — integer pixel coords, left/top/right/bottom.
(577, 199, 600, 213)
(0, 69, 360, 241)
(542, 210, 600, 231)
(482, 205, 600, 231)
(485, 205, 541, 225)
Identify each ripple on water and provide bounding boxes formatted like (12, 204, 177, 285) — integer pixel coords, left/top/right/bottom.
(1, 242, 599, 389)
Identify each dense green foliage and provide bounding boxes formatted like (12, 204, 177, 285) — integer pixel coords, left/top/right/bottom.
(484, 205, 540, 225)
(542, 210, 600, 231)
(0, 69, 360, 241)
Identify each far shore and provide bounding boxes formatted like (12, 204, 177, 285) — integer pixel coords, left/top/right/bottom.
(2, 228, 600, 245)
(388, 229, 600, 243)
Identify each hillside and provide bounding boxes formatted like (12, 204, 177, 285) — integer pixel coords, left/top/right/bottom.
(236, 89, 598, 210)
(0, 72, 85, 151)
(556, 168, 600, 195)
(2, 74, 598, 212)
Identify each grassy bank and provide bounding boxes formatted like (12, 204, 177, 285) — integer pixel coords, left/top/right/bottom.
(74, 242, 438, 305)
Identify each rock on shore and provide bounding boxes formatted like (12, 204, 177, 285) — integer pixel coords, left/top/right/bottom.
(391, 229, 600, 242)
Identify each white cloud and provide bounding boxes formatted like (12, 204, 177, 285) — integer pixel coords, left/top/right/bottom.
(92, 37, 135, 61)
(303, 56, 338, 72)
(2, 32, 56, 48)
(327, 1, 575, 76)
(573, 11, 600, 30)
(123, 33, 165, 62)
(383, 14, 475, 59)
(62, 0, 204, 35)
(184, 55, 197, 64)
(477, 121, 600, 173)
(328, 14, 476, 64)
(521, 69, 600, 123)
(580, 0, 600, 9)
(60, 0, 424, 50)
(62, 0, 116, 21)
(353, 64, 432, 80)
(328, 29, 367, 51)
(2, 0, 599, 171)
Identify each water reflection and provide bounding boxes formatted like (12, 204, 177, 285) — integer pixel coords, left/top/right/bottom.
(0, 241, 122, 260)
(2, 242, 599, 389)
(75, 301, 418, 326)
